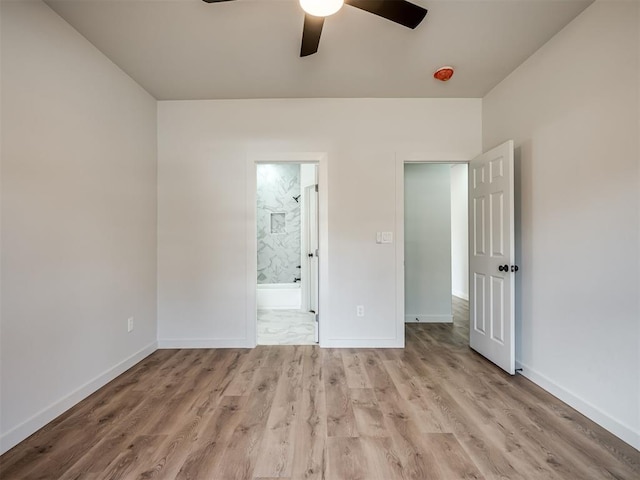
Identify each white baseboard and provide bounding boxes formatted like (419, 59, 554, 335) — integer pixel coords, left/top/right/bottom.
(0, 341, 157, 455)
(158, 338, 253, 349)
(516, 361, 640, 450)
(452, 291, 469, 301)
(162, 338, 405, 349)
(324, 338, 403, 348)
(405, 314, 453, 323)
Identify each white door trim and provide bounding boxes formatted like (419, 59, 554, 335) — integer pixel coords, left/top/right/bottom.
(246, 152, 329, 348)
(395, 153, 471, 348)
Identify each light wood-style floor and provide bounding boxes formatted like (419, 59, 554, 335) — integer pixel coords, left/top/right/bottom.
(2, 298, 639, 479)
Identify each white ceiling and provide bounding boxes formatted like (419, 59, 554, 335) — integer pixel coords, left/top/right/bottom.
(45, 0, 593, 100)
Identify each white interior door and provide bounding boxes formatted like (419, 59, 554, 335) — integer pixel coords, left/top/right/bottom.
(305, 184, 319, 342)
(468, 140, 516, 374)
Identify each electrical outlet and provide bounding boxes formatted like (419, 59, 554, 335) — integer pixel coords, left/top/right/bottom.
(356, 305, 365, 317)
(127, 317, 134, 333)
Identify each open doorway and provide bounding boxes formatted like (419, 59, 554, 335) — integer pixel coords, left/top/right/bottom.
(255, 163, 319, 345)
(403, 163, 469, 327)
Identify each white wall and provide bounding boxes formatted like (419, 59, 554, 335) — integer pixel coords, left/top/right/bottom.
(158, 98, 481, 348)
(483, 0, 639, 448)
(0, 0, 158, 453)
(450, 164, 469, 300)
(404, 164, 453, 323)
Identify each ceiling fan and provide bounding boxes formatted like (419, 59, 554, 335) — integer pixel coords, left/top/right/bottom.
(202, 0, 428, 57)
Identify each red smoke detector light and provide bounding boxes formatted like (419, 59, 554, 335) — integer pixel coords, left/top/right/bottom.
(434, 66, 454, 81)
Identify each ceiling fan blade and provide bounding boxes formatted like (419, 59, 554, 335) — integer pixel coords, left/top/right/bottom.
(344, 0, 427, 29)
(300, 14, 325, 57)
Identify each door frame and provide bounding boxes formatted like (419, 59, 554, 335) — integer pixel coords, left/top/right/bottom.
(395, 153, 471, 347)
(246, 152, 329, 348)
(302, 182, 320, 342)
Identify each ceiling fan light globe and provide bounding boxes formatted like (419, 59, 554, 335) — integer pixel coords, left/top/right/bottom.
(299, 0, 344, 17)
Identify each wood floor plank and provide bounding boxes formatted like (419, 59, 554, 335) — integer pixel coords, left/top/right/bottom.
(341, 350, 371, 388)
(401, 342, 532, 479)
(11, 389, 147, 480)
(253, 478, 291, 480)
(183, 349, 250, 420)
(404, 326, 541, 477)
(359, 350, 442, 479)
(212, 366, 281, 479)
(57, 351, 212, 480)
(326, 437, 371, 480)
(349, 388, 387, 437)
(222, 346, 270, 397)
(2, 297, 638, 480)
(382, 358, 448, 433)
(252, 345, 304, 478)
(379, 400, 442, 479)
(290, 346, 327, 480)
(60, 382, 196, 478)
(174, 395, 248, 480)
(95, 434, 167, 480)
(323, 349, 358, 437)
(422, 433, 485, 480)
(360, 436, 405, 480)
(358, 350, 405, 415)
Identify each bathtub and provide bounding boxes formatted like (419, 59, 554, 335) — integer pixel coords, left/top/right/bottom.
(257, 283, 301, 310)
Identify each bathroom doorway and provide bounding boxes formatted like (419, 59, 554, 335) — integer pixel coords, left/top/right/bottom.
(255, 162, 319, 345)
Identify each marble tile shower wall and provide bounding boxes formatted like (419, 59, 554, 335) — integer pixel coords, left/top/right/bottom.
(256, 164, 301, 284)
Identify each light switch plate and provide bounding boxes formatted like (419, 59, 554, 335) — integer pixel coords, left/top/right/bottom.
(381, 232, 393, 244)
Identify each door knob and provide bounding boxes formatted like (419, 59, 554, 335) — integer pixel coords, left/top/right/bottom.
(511, 265, 519, 272)
(498, 264, 509, 272)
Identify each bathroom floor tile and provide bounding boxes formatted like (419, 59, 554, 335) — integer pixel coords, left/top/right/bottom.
(257, 309, 316, 345)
